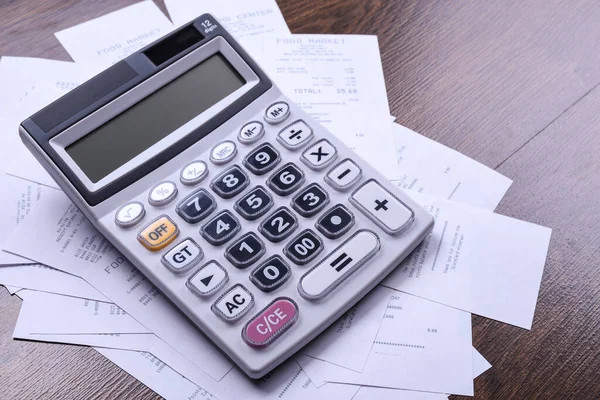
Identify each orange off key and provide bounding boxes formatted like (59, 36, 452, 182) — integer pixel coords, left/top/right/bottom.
(137, 215, 179, 251)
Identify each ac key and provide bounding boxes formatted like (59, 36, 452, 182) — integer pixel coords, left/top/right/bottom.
(212, 284, 255, 323)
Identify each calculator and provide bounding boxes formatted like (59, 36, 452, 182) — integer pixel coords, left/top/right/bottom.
(19, 14, 434, 378)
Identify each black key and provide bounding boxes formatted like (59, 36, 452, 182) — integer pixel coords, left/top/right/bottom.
(249, 255, 292, 292)
(234, 186, 274, 221)
(210, 165, 249, 199)
(316, 204, 355, 239)
(201, 210, 241, 246)
(284, 229, 324, 265)
(243, 143, 281, 175)
(224, 232, 266, 269)
(291, 183, 330, 217)
(266, 163, 305, 196)
(176, 189, 216, 224)
(258, 206, 298, 242)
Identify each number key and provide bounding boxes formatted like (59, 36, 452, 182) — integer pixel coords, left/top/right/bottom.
(201, 210, 241, 246)
(234, 186, 273, 220)
(284, 229, 324, 265)
(267, 163, 305, 196)
(249, 255, 292, 292)
(176, 189, 216, 224)
(291, 183, 330, 217)
(224, 232, 266, 269)
(259, 206, 298, 242)
(243, 143, 281, 175)
(210, 165, 249, 199)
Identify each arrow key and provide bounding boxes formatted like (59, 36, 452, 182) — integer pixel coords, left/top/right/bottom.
(186, 261, 229, 297)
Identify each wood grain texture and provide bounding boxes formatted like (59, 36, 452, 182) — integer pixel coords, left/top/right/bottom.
(1, 0, 599, 398)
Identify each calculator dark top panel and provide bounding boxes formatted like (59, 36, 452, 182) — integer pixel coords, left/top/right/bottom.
(20, 14, 272, 206)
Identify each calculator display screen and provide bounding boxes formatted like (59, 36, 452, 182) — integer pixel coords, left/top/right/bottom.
(66, 54, 245, 183)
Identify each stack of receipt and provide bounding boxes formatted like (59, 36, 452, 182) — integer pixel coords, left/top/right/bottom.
(0, 1, 552, 399)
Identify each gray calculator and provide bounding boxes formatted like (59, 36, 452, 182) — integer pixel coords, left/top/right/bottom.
(19, 15, 434, 378)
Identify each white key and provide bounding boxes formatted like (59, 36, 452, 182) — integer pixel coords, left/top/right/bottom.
(161, 238, 203, 273)
(115, 201, 145, 228)
(324, 159, 362, 191)
(186, 261, 228, 297)
(238, 121, 265, 144)
(301, 139, 337, 170)
(277, 120, 313, 150)
(264, 101, 290, 124)
(350, 179, 414, 235)
(148, 181, 178, 207)
(180, 160, 208, 186)
(298, 230, 380, 301)
(210, 140, 237, 164)
(212, 284, 255, 322)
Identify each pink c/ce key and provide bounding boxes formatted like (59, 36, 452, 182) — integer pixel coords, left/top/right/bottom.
(242, 297, 299, 348)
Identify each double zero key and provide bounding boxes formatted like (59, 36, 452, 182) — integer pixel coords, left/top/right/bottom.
(284, 229, 323, 265)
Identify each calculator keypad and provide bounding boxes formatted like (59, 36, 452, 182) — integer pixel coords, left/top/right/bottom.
(249, 255, 292, 292)
(291, 183, 330, 217)
(212, 283, 255, 323)
(114, 98, 425, 368)
(201, 210, 241, 246)
(186, 261, 229, 297)
(137, 215, 179, 251)
(234, 186, 273, 221)
(224, 232, 266, 269)
(148, 181, 178, 207)
(161, 238, 203, 273)
(176, 189, 216, 224)
(243, 143, 281, 175)
(277, 120, 313, 150)
(267, 163, 305, 196)
(210, 165, 250, 199)
(283, 229, 324, 266)
(259, 207, 299, 243)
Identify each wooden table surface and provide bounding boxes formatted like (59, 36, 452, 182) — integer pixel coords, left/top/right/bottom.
(1, 1, 599, 398)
